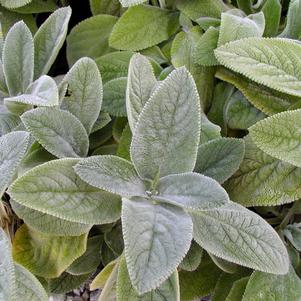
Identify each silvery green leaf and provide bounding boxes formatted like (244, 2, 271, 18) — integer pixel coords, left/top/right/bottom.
(218, 11, 265, 46)
(10, 0, 57, 14)
(61, 57, 103, 134)
(283, 224, 301, 251)
(5, 75, 59, 107)
(126, 54, 157, 132)
(0, 131, 30, 196)
(157, 172, 229, 210)
(215, 38, 301, 97)
(195, 138, 245, 183)
(131, 67, 201, 180)
(91, 111, 111, 133)
(192, 202, 289, 274)
(21, 107, 89, 158)
(34, 7, 71, 78)
(74, 155, 145, 197)
(0, 112, 21, 136)
(3, 21, 33, 96)
(0, 0, 32, 9)
(119, 0, 146, 7)
(9, 158, 121, 225)
(117, 256, 180, 301)
(200, 113, 221, 144)
(122, 197, 192, 293)
(249, 110, 301, 167)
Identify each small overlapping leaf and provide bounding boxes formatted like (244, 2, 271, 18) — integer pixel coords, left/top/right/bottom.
(5, 75, 59, 107)
(131, 67, 201, 180)
(75, 155, 145, 197)
(61, 57, 103, 134)
(21, 107, 89, 158)
(249, 110, 301, 168)
(122, 197, 192, 294)
(9, 158, 121, 224)
(192, 202, 289, 274)
(0, 112, 21, 136)
(3, 21, 33, 96)
(195, 138, 245, 183)
(109, 5, 180, 51)
(215, 38, 301, 97)
(179, 241, 203, 272)
(126, 53, 157, 132)
(34, 7, 71, 78)
(0, 131, 30, 196)
(157, 172, 229, 210)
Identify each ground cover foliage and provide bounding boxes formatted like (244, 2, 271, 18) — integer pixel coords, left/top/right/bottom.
(0, 0, 301, 300)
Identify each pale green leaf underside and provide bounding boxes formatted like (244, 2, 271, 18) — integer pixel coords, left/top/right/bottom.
(225, 136, 301, 206)
(131, 67, 201, 180)
(126, 53, 157, 132)
(191, 202, 289, 275)
(21, 107, 89, 158)
(215, 38, 301, 97)
(249, 109, 301, 168)
(117, 256, 180, 301)
(13, 224, 87, 278)
(9, 158, 121, 225)
(122, 197, 192, 294)
(34, 7, 72, 78)
(242, 266, 301, 301)
(75, 155, 145, 197)
(61, 57, 103, 134)
(5, 75, 59, 107)
(3, 21, 33, 96)
(157, 172, 229, 210)
(195, 137, 245, 183)
(0, 131, 30, 195)
(10, 200, 91, 236)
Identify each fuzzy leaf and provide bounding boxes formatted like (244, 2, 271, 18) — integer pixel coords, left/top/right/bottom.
(242, 267, 301, 301)
(157, 172, 229, 210)
(192, 202, 289, 274)
(195, 138, 245, 183)
(262, 0, 281, 37)
(126, 53, 157, 132)
(200, 113, 221, 144)
(119, 0, 146, 7)
(89, 0, 121, 15)
(225, 277, 249, 301)
(249, 110, 301, 167)
(215, 38, 301, 97)
(109, 5, 179, 51)
(9, 158, 121, 225)
(0, 112, 21, 136)
(61, 57, 103, 134)
(122, 197, 192, 294)
(0, 0, 32, 9)
(131, 67, 201, 180)
(10, 0, 57, 14)
(75, 155, 145, 197)
(117, 256, 180, 301)
(283, 224, 301, 251)
(225, 136, 301, 206)
(5, 75, 59, 107)
(12, 224, 87, 278)
(21, 107, 89, 158)
(34, 7, 71, 78)
(3, 21, 33, 96)
(179, 241, 203, 272)
(67, 15, 117, 66)
(0, 131, 30, 195)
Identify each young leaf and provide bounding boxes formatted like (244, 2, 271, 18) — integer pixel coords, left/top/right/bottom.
(9, 158, 121, 225)
(67, 15, 117, 66)
(5, 75, 59, 107)
(34, 7, 72, 78)
(12, 224, 87, 278)
(74, 155, 146, 197)
(195, 138, 245, 183)
(117, 256, 180, 301)
(109, 5, 180, 51)
(21, 107, 89, 158)
(191, 202, 290, 275)
(215, 38, 301, 97)
(126, 53, 157, 132)
(242, 267, 301, 301)
(122, 197, 192, 294)
(61, 57, 103, 134)
(157, 172, 229, 210)
(0, 131, 30, 196)
(3, 21, 33, 96)
(131, 67, 201, 180)
(249, 110, 301, 168)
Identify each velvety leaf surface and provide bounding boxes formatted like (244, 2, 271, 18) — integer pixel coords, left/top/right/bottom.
(179, 241, 203, 272)
(0, 113, 21, 136)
